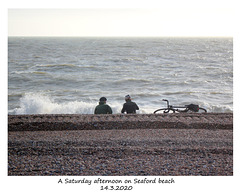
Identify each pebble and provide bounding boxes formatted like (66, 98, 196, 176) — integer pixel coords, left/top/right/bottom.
(8, 114, 233, 176)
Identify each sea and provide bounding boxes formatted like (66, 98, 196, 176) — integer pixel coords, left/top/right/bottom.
(8, 37, 233, 115)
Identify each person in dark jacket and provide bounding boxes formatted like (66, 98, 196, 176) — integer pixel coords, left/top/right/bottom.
(121, 95, 139, 114)
(94, 97, 112, 114)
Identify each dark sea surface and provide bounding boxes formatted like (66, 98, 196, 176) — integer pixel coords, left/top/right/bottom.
(8, 37, 233, 114)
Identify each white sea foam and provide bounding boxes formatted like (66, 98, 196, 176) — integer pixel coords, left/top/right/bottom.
(12, 93, 232, 115)
(13, 94, 96, 114)
(13, 93, 124, 115)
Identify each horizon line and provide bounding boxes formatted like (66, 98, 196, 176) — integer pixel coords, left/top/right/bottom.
(8, 35, 233, 38)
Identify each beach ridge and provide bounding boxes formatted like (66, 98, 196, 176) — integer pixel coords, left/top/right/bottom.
(8, 113, 233, 131)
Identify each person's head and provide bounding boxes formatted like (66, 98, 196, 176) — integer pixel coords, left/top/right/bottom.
(125, 95, 131, 101)
(99, 97, 107, 103)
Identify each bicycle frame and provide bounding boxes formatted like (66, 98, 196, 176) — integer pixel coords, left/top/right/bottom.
(162, 99, 189, 113)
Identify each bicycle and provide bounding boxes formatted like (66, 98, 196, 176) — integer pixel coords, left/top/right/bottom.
(153, 99, 207, 113)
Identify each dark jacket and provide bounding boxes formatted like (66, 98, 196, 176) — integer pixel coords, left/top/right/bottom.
(94, 101, 112, 114)
(121, 100, 139, 114)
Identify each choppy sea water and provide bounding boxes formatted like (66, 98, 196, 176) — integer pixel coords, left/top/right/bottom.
(8, 37, 233, 114)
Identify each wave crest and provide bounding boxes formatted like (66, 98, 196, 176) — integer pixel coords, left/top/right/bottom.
(12, 93, 124, 115)
(13, 93, 96, 114)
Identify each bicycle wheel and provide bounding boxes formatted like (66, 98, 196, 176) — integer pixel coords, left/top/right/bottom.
(154, 108, 169, 113)
(198, 107, 207, 113)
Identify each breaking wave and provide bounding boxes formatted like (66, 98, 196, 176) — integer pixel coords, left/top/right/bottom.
(13, 93, 96, 114)
(12, 93, 124, 115)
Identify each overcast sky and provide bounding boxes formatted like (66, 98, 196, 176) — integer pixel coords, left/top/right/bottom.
(8, 5, 234, 37)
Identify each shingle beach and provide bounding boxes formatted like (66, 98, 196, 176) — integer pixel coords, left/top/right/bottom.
(8, 113, 233, 176)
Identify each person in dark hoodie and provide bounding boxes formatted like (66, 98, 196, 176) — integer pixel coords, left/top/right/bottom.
(94, 97, 112, 114)
(121, 95, 139, 114)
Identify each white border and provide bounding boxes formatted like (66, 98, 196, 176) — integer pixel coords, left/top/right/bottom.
(2, 1, 239, 192)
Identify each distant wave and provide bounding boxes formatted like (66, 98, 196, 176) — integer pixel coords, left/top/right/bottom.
(38, 64, 77, 68)
(162, 91, 200, 96)
(32, 71, 48, 75)
(113, 78, 152, 85)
